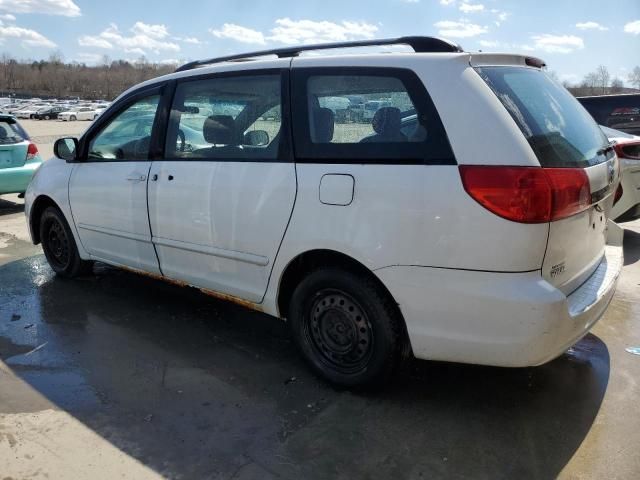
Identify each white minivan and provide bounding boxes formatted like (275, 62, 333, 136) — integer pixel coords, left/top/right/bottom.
(25, 37, 623, 387)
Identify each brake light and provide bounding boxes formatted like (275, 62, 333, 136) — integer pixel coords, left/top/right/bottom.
(26, 142, 38, 161)
(459, 166, 591, 223)
(614, 141, 640, 160)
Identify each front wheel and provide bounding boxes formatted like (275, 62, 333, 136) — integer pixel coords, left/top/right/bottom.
(289, 267, 403, 388)
(70, 115, 76, 121)
(40, 207, 93, 277)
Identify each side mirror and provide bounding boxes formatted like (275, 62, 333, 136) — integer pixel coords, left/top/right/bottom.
(244, 130, 269, 146)
(54, 137, 79, 162)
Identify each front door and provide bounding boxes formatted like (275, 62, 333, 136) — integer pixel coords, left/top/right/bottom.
(147, 69, 296, 302)
(68, 93, 161, 273)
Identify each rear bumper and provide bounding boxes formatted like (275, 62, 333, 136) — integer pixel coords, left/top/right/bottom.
(375, 223, 624, 367)
(0, 161, 41, 194)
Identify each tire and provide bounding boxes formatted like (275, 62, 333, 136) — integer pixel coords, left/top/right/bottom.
(289, 267, 403, 388)
(40, 206, 93, 277)
(70, 115, 76, 121)
(44, 115, 50, 120)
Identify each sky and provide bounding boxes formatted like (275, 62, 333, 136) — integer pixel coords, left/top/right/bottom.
(0, 0, 638, 85)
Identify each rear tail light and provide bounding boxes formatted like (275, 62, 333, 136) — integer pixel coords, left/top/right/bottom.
(459, 166, 591, 223)
(614, 141, 640, 160)
(26, 142, 39, 161)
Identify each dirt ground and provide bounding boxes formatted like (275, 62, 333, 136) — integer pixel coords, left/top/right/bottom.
(0, 121, 639, 479)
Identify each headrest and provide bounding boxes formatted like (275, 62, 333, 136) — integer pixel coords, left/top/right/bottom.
(0, 127, 6, 139)
(372, 107, 402, 136)
(312, 107, 334, 143)
(203, 115, 236, 145)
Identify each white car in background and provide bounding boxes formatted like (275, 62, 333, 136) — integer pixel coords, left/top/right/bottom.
(93, 104, 109, 116)
(25, 37, 624, 387)
(15, 104, 51, 119)
(58, 107, 98, 121)
(602, 125, 640, 221)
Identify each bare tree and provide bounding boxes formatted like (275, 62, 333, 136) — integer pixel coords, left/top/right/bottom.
(594, 65, 610, 94)
(629, 66, 640, 90)
(583, 72, 599, 89)
(610, 77, 624, 93)
(0, 52, 175, 100)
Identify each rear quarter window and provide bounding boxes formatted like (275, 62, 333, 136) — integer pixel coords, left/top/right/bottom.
(292, 67, 455, 164)
(476, 66, 609, 168)
(0, 120, 27, 144)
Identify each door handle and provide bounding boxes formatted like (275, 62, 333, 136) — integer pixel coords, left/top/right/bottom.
(126, 174, 146, 182)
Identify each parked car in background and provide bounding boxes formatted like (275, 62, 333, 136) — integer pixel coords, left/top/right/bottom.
(32, 106, 68, 120)
(601, 125, 640, 221)
(59, 107, 98, 121)
(362, 99, 392, 122)
(93, 105, 109, 116)
(0, 114, 42, 195)
(25, 37, 623, 387)
(0, 103, 22, 114)
(15, 104, 51, 119)
(578, 94, 640, 136)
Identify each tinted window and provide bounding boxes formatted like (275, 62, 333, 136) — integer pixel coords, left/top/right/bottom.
(87, 95, 159, 160)
(293, 68, 454, 164)
(477, 67, 609, 168)
(307, 75, 426, 144)
(165, 74, 282, 160)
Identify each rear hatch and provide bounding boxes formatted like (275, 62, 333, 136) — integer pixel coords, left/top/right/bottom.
(0, 119, 29, 169)
(476, 65, 617, 294)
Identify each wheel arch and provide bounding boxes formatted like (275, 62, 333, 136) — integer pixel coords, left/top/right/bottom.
(29, 195, 61, 245)
(276, 248, 413, 357)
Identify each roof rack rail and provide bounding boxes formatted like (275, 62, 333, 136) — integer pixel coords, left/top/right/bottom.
(175, 36, 463, 72)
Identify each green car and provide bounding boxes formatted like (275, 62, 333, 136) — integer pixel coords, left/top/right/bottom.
(0, 114, 42, 195)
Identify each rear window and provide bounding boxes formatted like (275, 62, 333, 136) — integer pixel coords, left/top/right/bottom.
(0, 120, 27, 144)
(476, 66, 609, 168)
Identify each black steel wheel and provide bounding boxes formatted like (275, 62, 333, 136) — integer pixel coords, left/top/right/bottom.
(43, 215, 70, 270)
(305, 289, 374, 375)
(289, 267, 404, 388)
(40, 206, 93, 277)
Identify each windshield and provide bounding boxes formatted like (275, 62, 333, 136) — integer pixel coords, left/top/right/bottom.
(476, 66, 609, 168)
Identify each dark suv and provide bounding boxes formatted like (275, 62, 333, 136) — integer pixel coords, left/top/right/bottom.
(32, 106, 67, 120)
(577, 93, 640, 135)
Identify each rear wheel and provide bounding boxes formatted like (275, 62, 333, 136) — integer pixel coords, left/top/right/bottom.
(289, 267, 403, 388)
(40, 207, 93, 277)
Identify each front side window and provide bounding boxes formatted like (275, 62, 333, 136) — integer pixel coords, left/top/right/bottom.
(87, 95, 159, 161)
(293, 68, 454, 164)
(165, 74, 282, 160)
